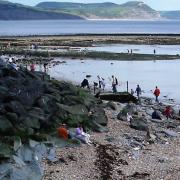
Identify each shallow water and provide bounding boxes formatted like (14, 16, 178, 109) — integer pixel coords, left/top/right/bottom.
(49, 58, 180, 103)
(80, 44, 180, 55)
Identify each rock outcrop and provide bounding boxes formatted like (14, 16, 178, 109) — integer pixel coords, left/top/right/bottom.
(0, 61, 107, 159)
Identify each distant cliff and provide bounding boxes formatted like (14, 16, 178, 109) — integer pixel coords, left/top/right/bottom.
(1, 0, 180, 21)
(160, 11, 180, 20)
(36, 1, 161, 20)
(0, 1, 83, 20)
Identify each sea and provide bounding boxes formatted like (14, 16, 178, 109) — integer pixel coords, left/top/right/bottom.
(0, 20, 180, 36)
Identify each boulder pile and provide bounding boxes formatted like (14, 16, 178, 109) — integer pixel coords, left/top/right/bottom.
(0, 60, 107, 159)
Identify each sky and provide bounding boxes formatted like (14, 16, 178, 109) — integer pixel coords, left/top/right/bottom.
(7, 0, 180, 11)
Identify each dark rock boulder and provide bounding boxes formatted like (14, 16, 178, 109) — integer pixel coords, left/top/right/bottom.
(90, 106, 108, 126)
(106, 101, 117, 110)
(4, 101, 26, 117)
(100, 92, 138, 103)
(117, 103, 137, 121)
(0, 116, 13, 134)
(130, 116, 149, 131)
(0, 63, 107, 137)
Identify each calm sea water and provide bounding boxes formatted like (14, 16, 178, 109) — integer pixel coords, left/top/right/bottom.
(0, 20, 180, 36)
(49, 58, 180, 103)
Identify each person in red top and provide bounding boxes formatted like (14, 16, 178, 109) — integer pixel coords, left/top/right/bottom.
(164, 106, 172, 119)
(30, 63, 35, 72)
(154, 86, 160, 102)
(57, 124, 69, 140)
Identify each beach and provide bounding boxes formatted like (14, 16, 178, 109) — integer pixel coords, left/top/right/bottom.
(43, 98, 180, 180)
(0, 34, 180, 180)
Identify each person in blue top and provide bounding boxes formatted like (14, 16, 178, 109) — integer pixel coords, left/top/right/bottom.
(135, 84, 141, 100)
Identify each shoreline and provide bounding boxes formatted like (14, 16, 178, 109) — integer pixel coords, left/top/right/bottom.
(1, 33, 180, 39)
(1, 49, 180, 61)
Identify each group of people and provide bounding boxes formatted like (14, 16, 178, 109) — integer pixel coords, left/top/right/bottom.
(81, 75, 118, 94)
(131, 84, 161, 103)
(0, 54, 50, 73)
(57, 124, 92, 145)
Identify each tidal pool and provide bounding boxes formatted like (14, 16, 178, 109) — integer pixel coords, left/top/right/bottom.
(49, 58, 180, 103)
(80, 44, 180, 55)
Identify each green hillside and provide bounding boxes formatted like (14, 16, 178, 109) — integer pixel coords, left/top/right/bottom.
(0, 1, 83, 20)
(36, 1, 161, 19)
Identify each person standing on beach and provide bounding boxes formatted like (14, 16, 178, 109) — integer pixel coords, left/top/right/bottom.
(81, 78, 90, 89)
(135, 84, 141, 100)
(112, 75, 118, 93)
(101, 78, 105, 92)
(30, 63, 35, 72)
(43, 62, 48, 73)
(131, 89, 134, 96)
(97, 75, 102, 88)
(153, 86, 160, 102)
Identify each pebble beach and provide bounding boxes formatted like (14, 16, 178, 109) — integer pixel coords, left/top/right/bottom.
(43, 98, 180, 180)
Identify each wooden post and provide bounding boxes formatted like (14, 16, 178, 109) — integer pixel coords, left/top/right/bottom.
(127, 81, 129, 92)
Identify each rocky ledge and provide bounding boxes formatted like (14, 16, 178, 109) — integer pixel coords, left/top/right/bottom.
(0, 60, 108, 179)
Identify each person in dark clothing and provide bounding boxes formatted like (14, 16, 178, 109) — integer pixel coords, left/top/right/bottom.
(112, 75, 118, 93)
(154, 49, 156, 55)
(81, 78, 90, 89)
(93, 82, 98, 94)
(95, 91, 101, 98)
(152, 110, 162, 120)
(135, 84, 141, 100)
(43, 62, 48, 73)
(97, 75, 102, 88)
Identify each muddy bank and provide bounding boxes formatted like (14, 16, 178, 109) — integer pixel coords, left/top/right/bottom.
(1, 35, 180, 48)
(1, 34, 180, 61)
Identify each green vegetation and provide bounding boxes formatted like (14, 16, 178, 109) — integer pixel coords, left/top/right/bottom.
(0, 1, 83, 20)
(36, 1, 160, 19)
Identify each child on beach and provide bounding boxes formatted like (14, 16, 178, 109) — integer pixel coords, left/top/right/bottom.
(75, 125, 91, 145)
(164, 106, 172, 119)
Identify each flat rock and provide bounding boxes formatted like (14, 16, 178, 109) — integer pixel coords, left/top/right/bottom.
(163, 129, 179, 137)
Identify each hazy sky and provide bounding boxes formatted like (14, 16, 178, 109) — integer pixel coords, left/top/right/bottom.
(8, 0, 180, 11)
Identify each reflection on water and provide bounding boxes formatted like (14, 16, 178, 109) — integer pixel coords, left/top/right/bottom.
(49, 58, 180, 103)
(81, 44, 180, 55)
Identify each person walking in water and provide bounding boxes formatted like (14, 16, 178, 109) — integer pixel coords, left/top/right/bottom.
(112, 75, 118, 93)
(153, 49, 156, 55)
(153, 86, 160, 102)
(135, 84, 141, 100)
